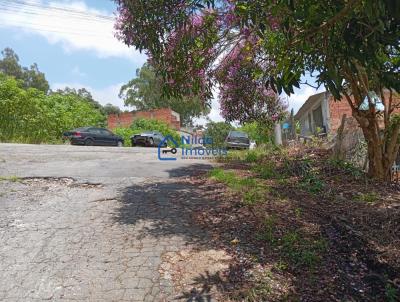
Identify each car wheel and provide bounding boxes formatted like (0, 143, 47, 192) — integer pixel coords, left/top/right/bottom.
(148, 138, 154, 147)
(117, 141, 123, 147)
(85, 139, 94, 146)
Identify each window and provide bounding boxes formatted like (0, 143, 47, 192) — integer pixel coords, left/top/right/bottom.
(100, 129, 112, 136)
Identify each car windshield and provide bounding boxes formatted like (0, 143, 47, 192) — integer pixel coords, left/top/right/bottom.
(229, 131, 248, 138)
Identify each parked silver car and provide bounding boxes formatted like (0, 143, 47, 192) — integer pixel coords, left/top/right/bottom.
(131, 131, 167, 147)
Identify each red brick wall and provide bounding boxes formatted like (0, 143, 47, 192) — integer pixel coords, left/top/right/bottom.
(328, 92, 400, 132)
(107, 108, 181, 130)
(328, 96, 354, 132)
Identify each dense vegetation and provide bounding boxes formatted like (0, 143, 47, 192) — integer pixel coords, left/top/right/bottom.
(0, 74, 105, 144)
(114, 118, 181, 147)
(0, 48, 131, 144)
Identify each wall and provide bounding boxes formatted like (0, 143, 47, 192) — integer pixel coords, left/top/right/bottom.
(298, 93, 328, 136)
(107, 108, 181, 130)
(328, 91, 400, 133)
(328, 96, 354, 133)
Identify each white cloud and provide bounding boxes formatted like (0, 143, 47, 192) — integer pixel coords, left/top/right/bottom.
(193, 89, 225, 126)
(284, 85, 326, 114)
(71, 66, 86, 77)
(52, 82, 134, 110)
(0, 0, 147, 63)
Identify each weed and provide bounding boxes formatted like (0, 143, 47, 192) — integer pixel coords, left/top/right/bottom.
(256, 216, 276, 243)
(275, 260, 288, 271)
(385, 283, 398, 302)
(243, 272, 273, 302)
(245, 150, 260, 163)
(209, 168, 266, 205)
(252, 164, 276, 179)
(354, 192, 379, 203)
(329, 158, 363, 178)
(280, 232, 327, 268)
(0, 175, 20, 182)
(257, 220, 327, 269)
(299, 171, 325, 194)
(243, 187, 267, 205)
(208, 168, 236, 184)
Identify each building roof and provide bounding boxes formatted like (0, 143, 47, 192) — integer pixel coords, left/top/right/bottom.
(294, 91, 327, 120)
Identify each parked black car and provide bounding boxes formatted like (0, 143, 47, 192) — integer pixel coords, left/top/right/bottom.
(131, 131, 167, 147)
(63, 127, 124, 146)
(225, 131, 250, 149)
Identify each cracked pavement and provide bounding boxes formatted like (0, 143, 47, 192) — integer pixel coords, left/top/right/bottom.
(0, 144, 217, 301)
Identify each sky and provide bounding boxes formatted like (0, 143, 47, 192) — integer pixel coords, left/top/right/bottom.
(0, 0, 323, 125)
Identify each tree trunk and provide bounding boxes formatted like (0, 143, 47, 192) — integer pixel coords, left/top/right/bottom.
(356, 114, 397, 181)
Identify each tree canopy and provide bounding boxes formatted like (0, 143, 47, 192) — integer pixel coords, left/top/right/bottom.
(103, 103, 122, 115)
(119, 63, 211, 126)
(115, 0, 400, 180)
(0, 48, 49, 93)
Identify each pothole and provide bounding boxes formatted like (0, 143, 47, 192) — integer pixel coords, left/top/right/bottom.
(21, 177, 103, 189)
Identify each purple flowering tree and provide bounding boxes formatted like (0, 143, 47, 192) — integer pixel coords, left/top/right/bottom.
(114, 0, 400, 180)
(114, 0, 286, 125)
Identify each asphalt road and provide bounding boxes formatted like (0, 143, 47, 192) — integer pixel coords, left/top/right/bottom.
(0, 144, 217, 301)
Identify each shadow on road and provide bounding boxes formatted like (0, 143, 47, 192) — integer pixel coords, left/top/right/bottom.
(113, 163, 244, 301)
(166, 163, 214, 178)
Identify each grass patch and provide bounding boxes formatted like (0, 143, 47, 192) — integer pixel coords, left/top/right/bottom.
(209, 168, 267, 205)
(354, 192, 379, 203)
(257, 217, 327, 269)
(298, 170, 325, 194)
(243, 272, 273, 301)
(252, 163, 277, 179)
(329, 158, 364, 178)
(218, 147, 274, 163)
(0, 175, 21, 182)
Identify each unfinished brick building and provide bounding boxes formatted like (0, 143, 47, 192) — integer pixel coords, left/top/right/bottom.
(107, 108, 181, 130)
(295, 91, 400, 136)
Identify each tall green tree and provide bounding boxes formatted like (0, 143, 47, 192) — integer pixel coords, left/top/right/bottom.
(103, 103, 122, 115)
(119, 63, 211, 126)
(0, 48, 49, 93)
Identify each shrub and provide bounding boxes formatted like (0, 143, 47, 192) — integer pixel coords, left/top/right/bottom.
(238, 121, 273, 145)
(130, 118, 181, 146)
(114, 128, 137, 147)
(115, 118, 181, 147)
(0, 75, 105, 144)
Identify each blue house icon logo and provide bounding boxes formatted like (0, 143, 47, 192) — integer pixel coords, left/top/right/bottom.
(158, 135, 179, 161)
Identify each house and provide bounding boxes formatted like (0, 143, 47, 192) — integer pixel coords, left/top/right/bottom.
(107, 108, 181, 130)
(294, 91, 399, 136)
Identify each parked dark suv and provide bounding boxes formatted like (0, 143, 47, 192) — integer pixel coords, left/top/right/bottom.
(63, 127, 124, 146)
(225, 131, 250, 149)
